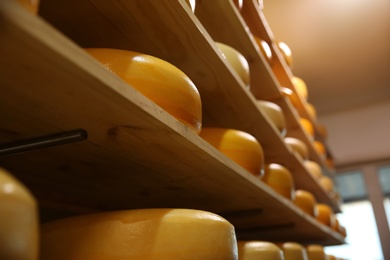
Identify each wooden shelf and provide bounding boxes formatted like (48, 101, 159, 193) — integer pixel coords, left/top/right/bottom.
(0, 0, 343, 245)
(240, 0, 335, 172)
(193, 0, 340, 212)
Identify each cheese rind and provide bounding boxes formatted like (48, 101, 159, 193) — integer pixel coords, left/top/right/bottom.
(0, 168, 39, 260)
(85, 48, 202, 134)
(238, 241, 283, 260)
(41, 208, 238, 260)
(282, 242, 309, 260)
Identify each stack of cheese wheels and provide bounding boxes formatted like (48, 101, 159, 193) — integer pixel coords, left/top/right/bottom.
(261, 163, 295, 200)
(85, 48, 202, 134)
(315, 204, 335, 228)
(253, 36, 273, 65)
(281, 242, 308, 260)
(293, 190, 318, 217)
(40, 208, 238, 260)
(284, 137, 309, 161)
(303, 161, 323, 180)
(200, 128, 264, 177)
(256, 101, 287, 136)
(306, 245, 327, 260)
(238, 241, 283, 260)
(215, 42, 250, 88)
(0, 168, 39, 260)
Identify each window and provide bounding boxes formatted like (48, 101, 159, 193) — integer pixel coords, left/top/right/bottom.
(334, 171, 367, 202)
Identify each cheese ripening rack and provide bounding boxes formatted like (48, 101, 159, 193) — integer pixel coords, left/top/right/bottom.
(0, 0, 343, 245)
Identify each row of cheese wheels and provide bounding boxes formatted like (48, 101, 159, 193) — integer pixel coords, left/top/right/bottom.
(16, 0, 332, 173)
(1, 168, 344, 260)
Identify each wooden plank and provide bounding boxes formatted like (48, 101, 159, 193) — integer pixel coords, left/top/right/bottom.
(194, 0, 282, 100)
(240, 0, 334, 171)
(0, 0, 343, 245)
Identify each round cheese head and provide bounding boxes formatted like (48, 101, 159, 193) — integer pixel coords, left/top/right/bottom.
(306, 245, 327, 260)
(215, 42, 250, 88)
(284, 137, 309, 160)
(200, 127, 264, 177)
(261, 163, 295, 200)
(238, 241, 283, 260)
(0, 168, 39, 260)
(41, 208, 238, 260)
(257, 101, 287, 136)
(293, 190, 318, 217)
(85, 48, 202, 134)
(282, 242, 309, 260)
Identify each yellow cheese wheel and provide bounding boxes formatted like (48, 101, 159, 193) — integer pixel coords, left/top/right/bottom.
(200, 128, 264, 177)
(85, 48, 202, 134)
(261, 163, 295, 200)
(253, 36, 273, 65)
(303, 160, 323, 180)
(305, 102, 317, 120)
(313, 141, 326, 159)
(318, 176, 334, 194)
(41, 208, 238, 260)
(238, 241, 283, 260)
(306, 245, 327, 260)
(256, 100, 286, 136)
(300, 118, 314, 138)
(293, 190, 318, 217)
(277, 41, 293, 68)
(315, 204, 335, 227)
(291, 76, 308, 100)
(17, 0, 39, 14)
(281, 242, 309, 260)
(284, 137, 309, 160)
(215, 42, 250, 88)
(0, 168, 39, 260)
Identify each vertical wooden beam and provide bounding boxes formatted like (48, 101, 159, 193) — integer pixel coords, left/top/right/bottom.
(362, 165, 390, 259)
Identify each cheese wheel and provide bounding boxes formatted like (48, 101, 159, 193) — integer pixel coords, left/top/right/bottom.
(293, 190, 317, 217)
(318, 176, 334, 194)
(300, 118, 314, 138)
(41, 208, 238, 260)
(281, 242, 308, 260)
(306, 245, 327, 260)
(315, 204, 335, 227)
(305, 103, 317, 120)
(261, 163, 295, 200)
(292, 76, 308, 100)
(238, 241, 283, 260)
(313, 141, 326, 159)
(331, 217, 340, 233)
(339, 225, 347, 238)
(200, 128, 264, 177)
(284, 137, 309, 160)
(85, 48, 202, 134)
(253, 36, 273, 65)
(303, 161, 323, 180)
(215, 42, 250, 88)
(17, 0, 39, 14)
(277, 41, 293, 68)
(257, 101, 286, 136)
(0, 168, 39, 260)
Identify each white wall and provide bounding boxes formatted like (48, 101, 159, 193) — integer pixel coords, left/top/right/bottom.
(319, 100, 390, 166)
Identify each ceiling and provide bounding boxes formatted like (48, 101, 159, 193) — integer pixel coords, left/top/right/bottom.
(262, 0, 390, 116)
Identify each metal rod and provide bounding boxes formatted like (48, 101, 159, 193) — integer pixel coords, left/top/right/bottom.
(0, 129, 88, 156)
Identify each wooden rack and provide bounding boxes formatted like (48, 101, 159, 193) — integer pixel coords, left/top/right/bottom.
(0, 0, 343, 245)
